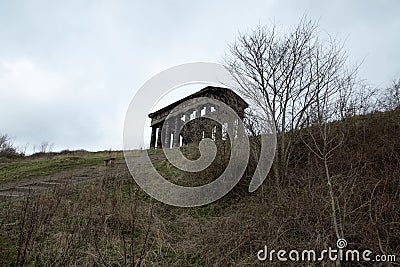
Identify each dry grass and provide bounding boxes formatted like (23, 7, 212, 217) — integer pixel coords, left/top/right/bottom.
(0, 110, 399, 266)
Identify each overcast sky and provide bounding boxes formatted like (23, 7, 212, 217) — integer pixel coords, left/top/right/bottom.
(0, 0, 399, 153)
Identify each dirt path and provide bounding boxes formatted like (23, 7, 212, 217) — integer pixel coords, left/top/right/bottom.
(0, 153, 166, 203)
(0, 160, 111, 203)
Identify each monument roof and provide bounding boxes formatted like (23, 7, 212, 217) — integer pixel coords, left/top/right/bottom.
(148, 86, 248, 119)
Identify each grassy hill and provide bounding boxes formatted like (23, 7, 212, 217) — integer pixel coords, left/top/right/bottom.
(0, 151, 121, 185)
(0, 110, 399, 266)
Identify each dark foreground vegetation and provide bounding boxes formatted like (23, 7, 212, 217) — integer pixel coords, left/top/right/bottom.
(0, 108, 399, 266)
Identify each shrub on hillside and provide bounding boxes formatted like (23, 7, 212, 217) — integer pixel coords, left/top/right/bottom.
(0, 134, 23, 158)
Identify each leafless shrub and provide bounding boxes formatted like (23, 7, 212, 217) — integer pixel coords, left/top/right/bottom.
(378, 78, 400, 111)
(0, 168, 158, 266)
(34, 141, 54, 153)
(0, 133, 23, 158)
(14, 190, 62, 266)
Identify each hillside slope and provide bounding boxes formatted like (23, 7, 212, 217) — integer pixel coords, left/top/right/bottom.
(0, 110, 399, 266)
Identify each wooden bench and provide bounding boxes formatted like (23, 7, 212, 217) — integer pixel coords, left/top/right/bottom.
(104, 157, 116, 167)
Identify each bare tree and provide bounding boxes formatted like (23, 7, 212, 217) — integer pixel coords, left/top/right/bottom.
(0, 134, 10, 152)
(340, 82, 378, 117)
(225, 16, 357, 181)
(378, 78, 400, 111)
(34, 141, 54, 153)
(0, 133, 18, 156)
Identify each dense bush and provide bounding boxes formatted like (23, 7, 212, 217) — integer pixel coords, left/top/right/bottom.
(0, 134, 23, 158)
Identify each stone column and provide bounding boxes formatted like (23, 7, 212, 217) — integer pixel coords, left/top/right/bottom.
(203, 104, 212, 138)
(237, 120, 245, 138)
(205, 104, 211, 114)
(215, 122, 222, 140)
(172, 116, 180, 147)
(196, 105, 203, 118)
(150, 126, 157, 148)
(204, 104, 214, 138)
(164, 121, 171, 148)
(156, 124, 162, 149)
(227, 119, 235, 140)
(195, 106, 203, 142)
(181, 111, 191, 146)
(204, 121, 212, 139)
(185, 110, 193, 121)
